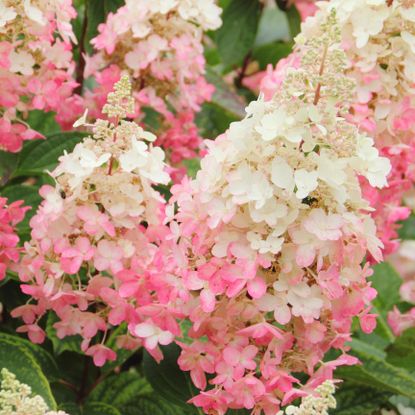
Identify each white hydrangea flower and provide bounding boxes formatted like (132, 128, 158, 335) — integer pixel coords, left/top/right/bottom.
(0, 1, 16, 28)
(119, 136, 149, 172)
(55, 143, 111, 190)
(9, 50, 35, 75)
(23, 0, 47, 25)
(294, 169, 319, 200)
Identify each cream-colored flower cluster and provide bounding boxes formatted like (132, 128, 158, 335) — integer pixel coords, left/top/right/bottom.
(278, 380, 337, 415)
(191, 9, 390, 262)
(302, 0, 415, 139)
(0, 369, 68, 415)
(53, 75, 170, 228)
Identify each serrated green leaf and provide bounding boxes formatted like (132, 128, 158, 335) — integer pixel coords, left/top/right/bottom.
(0, 337, 56, 409)
(333, 383, 391, 415)
(143, 343, 199, 411)
(123, 395, 188, 415)
(0, 151, 18, 187)
(216, 0, 262, 66)
(82, 402, 121, 415)
(349, 338, 386, 360)
(0, 333, 58, 381)
(46, 312, 82, 355)
(88, 370, 191, 415)
(15, 132, 86, 177)
(338, 347, 415, 399)
(26, 110, 60, 136)
(89, 371, 151, 406)
(370, 263, 402, 317)
(387, 328, 415, 370)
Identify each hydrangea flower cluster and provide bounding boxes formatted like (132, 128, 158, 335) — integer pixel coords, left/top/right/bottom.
(0, 0, 81, 152)
(277, 380, 336, 415)
(301, 0, 415, 257)
(0, 368, 68, 415)
(13, 76, 178, 366)
(284, 0, 415, 341)
(168, 10, 390, 414)
(262, 0, 415, 258)
(86, 0, 222, 176)
(0, 197, 28, 281)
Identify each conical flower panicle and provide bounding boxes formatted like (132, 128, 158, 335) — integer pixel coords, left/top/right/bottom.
(14, 76, 178, 366)
(168, 12, 390, 415)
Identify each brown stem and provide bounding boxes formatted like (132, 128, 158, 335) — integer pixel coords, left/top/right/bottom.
(313, 44, 328, 105)
(386, 0, 393, 5)
(75, 2, 88, 95)
(107, 116, 120, 175)
(57, 379, 78, 393)
(235, 52, 252, 89)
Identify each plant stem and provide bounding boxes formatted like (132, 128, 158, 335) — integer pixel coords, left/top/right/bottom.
(313, 44, 328, 105)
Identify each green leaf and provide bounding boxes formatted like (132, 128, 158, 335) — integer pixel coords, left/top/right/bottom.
(0, 151, 18, 187)
(89, 371, 151, 406)
(398, 214, 415, 240)
(46, 312, 82, 355)
(337, 345, 415, 399)
(333, 383, 391, 415)
(59, 402, 82, 415)
(206, 68, 246, 118)
(122, 395, 187, 415)
(0, 332, 58, 381)
(26, 110, 60, 136)
(370, 263, 402, 316)
(348, 338, 386, 360)
(15, 131, 86, 177)
(143, 343, 199, 410)
(196, 102, 240, 139)
(89, 370, 190, 415)
(82, 402, 121, 415)
(387, 328, 415, 371)
(254, 6, 290, 47)
(0, 337, 56, 409)
(286, 5, 301, 39)
(182, 159, 201, 179)
(216, 0, 262, 66)
(252, 41, 292, 69)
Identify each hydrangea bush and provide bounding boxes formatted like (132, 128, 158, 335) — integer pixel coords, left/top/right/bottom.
(1, 1, 415, 415)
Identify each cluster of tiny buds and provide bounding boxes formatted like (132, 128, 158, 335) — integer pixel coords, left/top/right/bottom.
(102, 75, 135, 119)
(278, 380, 337, 415)
(0, 369, 68, 415)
